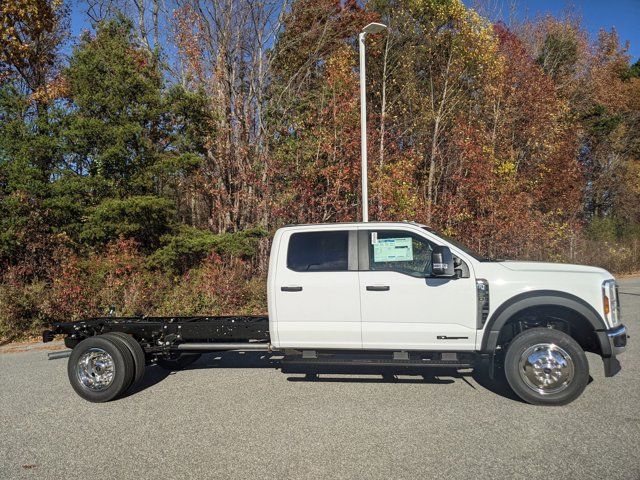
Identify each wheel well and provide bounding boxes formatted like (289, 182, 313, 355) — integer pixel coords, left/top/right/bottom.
(496, 305, 599, 354)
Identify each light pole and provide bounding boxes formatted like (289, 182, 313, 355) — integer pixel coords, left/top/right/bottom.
(359, 22, 387, 222)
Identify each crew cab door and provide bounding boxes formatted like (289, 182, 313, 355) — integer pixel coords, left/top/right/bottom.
(274, 229, 361, 349)
(358, 227, 477, 350)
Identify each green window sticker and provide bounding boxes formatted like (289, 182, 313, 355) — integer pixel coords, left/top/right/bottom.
(373, 237, 413, 262)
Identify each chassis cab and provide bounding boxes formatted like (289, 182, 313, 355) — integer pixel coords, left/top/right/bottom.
(46, 222, 628, 406)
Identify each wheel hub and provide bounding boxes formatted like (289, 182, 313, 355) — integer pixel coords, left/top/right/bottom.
(76, 348, 115, 391)
(518, 343, 575, 395)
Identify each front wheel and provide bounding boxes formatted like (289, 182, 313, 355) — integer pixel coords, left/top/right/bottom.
(504, 328, 589, 406)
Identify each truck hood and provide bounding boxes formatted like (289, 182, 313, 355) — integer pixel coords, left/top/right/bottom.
(498, 260, 609, 275)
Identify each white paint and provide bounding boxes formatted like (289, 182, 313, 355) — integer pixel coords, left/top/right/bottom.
(356, 224, 477, 349)
(267, 222, 615, 351)
(270, 228, 361, 349)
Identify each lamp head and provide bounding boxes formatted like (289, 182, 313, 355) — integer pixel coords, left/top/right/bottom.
(362, 22, 387, 34)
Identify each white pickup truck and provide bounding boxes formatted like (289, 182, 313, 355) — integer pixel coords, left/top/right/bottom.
(44, 222, 628, 406)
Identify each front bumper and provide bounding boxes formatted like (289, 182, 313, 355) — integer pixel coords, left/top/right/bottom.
(606, 324, 628, 356)
(596, 324, 628, 377)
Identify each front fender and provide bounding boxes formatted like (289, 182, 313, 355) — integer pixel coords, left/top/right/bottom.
(480, 290, 608, 353)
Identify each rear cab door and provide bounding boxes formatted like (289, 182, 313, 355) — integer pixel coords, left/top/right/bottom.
(271, 227, 361, 349)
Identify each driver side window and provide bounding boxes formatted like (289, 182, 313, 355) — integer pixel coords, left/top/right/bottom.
(367, 230, 435, 277)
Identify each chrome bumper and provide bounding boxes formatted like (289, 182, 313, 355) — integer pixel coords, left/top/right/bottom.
(606, 324, 628, 356)
(596, 324, 627, 377)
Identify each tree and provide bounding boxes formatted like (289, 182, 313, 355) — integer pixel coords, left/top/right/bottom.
(171, 0, 288, 232)
(580, 29, 640, 230)
(437, 24, 582, 259)
(64, 18, 165, 192)
(268, 0, 378, 223)
(629, 59, 640, 79)
(0, 0, 68, 95)
(60, 18, 209, 250)
(0, 0, 68, 272)
(369, 0, 500, 223)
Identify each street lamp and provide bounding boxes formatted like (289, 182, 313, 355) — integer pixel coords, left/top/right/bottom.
(359, 22, 387, 222)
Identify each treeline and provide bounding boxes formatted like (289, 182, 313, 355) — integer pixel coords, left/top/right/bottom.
(1, 0, 639, 340)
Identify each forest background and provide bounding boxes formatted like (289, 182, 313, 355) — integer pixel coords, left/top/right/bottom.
(1, 0, 639, 340)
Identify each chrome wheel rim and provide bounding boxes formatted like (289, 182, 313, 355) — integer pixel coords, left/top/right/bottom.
(76, 348, 115, 391)
(518, 343, 574, 395)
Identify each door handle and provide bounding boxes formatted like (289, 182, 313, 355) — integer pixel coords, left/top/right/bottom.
(366, 285, 390, 291)
(281, 286, 303, 292)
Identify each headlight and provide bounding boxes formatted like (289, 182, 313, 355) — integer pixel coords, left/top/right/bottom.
(602, 279, 621, 328)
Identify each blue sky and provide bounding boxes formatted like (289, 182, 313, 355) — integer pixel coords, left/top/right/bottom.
(69, 1, 640, 63)
(467, 0, 640, 62)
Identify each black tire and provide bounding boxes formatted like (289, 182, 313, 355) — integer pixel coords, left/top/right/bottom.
(157, 353, 202, 370)
(67, 335, 135, 403)
(102, 332, 146, 387)
(504, 328, 589, 406)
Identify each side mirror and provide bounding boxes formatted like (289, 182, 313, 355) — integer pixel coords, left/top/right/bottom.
(431, 245, 456, 277)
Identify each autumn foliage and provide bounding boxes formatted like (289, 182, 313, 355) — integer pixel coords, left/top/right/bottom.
(1, 0, 640, 340)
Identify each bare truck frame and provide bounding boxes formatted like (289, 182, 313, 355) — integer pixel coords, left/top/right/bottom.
(44, 315, 271, 355)
(43, 314, 480, 402)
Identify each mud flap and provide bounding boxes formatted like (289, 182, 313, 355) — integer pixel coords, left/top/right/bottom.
(603, 356, 621, 377)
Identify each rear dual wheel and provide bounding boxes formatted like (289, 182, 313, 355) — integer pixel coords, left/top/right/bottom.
(68, 334, 145, 403)
(102, 332, 146, 386)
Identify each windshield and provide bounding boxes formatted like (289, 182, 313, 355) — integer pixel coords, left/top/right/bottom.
(421, 227, 492, 262)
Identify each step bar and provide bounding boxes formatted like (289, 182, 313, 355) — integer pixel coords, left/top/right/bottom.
(176, 342, 272, 351)
(281, 358, 474, 370)
(281, 350, 476, 373)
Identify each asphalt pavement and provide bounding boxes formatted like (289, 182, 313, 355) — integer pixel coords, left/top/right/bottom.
(1, 278, 639, 480)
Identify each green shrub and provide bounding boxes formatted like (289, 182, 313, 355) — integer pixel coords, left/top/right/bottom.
(155, 256, 267, 316)
(80, 195, 175, 250)
(148, 226, 268, 273)
(0, 278, 48, 341)
(586, 216, 640, 242)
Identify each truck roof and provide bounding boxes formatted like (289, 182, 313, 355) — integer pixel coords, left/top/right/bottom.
(281, 221, 427, 229)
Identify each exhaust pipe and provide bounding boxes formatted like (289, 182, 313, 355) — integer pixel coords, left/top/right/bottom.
(176, 343, 271, 351)
(48, 350, 72, 360)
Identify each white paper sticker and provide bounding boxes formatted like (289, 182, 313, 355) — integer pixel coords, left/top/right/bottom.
(371, 232, 378, 245)
(373, 237, 413, 262)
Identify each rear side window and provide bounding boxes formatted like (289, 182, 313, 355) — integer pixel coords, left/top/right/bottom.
(287, 231, 349, 272)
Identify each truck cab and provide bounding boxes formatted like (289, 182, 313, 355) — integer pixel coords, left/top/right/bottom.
(268, 222, 628, 404)
(269, 222, 478, 350)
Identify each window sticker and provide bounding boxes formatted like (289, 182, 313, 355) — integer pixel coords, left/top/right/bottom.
(373, 237, 413, 262)
(371, 232, 378, 245)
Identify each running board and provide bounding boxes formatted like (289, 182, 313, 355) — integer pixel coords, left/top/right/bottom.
(176, 342, 271, 351)
(281, 351, 475, 373)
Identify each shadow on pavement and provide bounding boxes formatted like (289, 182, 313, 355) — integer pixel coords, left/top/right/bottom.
(470, 367, 525, 403)
(128, 351, 527, 403)
(286, 365, 525, 403)
(124, 351, 280, 397)
(128, 366, 171, 395)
